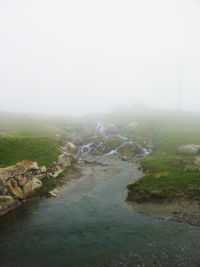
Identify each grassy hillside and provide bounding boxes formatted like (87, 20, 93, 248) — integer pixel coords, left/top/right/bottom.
(0, 136, 62, 168)
(103, 109, 200, 202)
(0, 112, 70, 167)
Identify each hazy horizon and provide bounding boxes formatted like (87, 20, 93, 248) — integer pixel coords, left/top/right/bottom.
(0, 0, 200, 116)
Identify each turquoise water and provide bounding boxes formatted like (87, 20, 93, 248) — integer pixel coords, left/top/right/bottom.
(0, 157, 200, 266)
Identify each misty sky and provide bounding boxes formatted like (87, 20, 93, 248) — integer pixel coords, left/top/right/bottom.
(0, 0, 200, 116)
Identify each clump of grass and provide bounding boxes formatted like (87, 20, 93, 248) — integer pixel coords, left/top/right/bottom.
(29, 164, 79, 198)
(29, 176, 57, 198)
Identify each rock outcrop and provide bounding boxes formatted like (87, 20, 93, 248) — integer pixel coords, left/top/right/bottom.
(0, 160, 46, 216)
(178, 144, 200, 155)
(0, 196, 20, 216)
(58, 152, 73, 169)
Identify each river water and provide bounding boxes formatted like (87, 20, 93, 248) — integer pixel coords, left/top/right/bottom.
(0, 155, 200, 266)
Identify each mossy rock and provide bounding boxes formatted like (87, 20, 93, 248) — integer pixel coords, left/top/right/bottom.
(118, 143, 144, 160)
(99, 136, 123, 153)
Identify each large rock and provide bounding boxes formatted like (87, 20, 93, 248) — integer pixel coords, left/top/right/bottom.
(58, 153, 72, 169)
(0, 161, 39, 182)
(7, 179, 24, 199)
(0, 196, 20, 216)
(65, 142, 78, 154)
(23, 178, 42, 197)
(178, 144, 200, 155)
(0, 160, 44, 216)
(16, 175, 27, 187)
(0, 178, 7, 195)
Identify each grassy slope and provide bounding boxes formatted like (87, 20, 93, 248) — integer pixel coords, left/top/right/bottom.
(0, 136, 61, 167)
(0, 112, 66, 167)
(104, 109, 200, 202)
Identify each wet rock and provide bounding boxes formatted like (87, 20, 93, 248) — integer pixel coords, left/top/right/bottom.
(0, 196, 20, 216)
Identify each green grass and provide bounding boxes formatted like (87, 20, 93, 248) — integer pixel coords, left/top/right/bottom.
(101, 109, 200, 202)
(127, 128, 200, 202)
(0, 136, 62, 168)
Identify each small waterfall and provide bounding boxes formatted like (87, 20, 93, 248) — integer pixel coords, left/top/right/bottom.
(142, 147, 150, 155)
(78, 143, 93, 156)
(96, 121, 106, 137)
(78, 121, 151, 158)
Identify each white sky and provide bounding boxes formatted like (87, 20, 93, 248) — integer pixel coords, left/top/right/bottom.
(0, 0, 200, 116)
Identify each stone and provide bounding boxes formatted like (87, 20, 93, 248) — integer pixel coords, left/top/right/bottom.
(178, 144, 200, 155)
(0, 179, 7, 195)
(49, 191, 57, 197)
(22, 178, 42, 197)
(58, 152, 72, 169)
(31, 178, 42, 192)
(66, 142, 78, 154)
(0, 160, 39, 182)
(23, 181, 32, 197)
(7, 179, 24, 199)
(40, 166, 47, 173)
(52, 168, 63, 179)
(16, 175, 27, 187)
(52, 188, 59, 194)
(0, 196, 20, 216)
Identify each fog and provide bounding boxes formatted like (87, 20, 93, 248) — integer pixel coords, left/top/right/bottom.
(0, 0, 200, 116)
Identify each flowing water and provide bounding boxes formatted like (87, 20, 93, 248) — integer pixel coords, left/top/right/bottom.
(0, 155, 200, 266)
(0, 124, 200, 266)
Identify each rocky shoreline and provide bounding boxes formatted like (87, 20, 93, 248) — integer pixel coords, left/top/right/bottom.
(0, 142, 78, 216)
